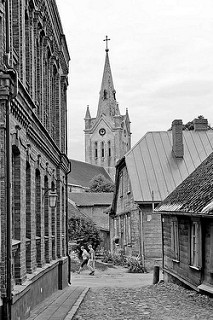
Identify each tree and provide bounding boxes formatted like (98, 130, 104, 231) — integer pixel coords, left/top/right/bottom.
(182, 115, 212, 131)
(88, 174, 115, 193)
(68, 215, 102, 250)
(168, 115, 213, 131)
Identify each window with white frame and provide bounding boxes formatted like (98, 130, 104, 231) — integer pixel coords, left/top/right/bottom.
(190, 220, 202, 269)
(171, 218, 179, 261)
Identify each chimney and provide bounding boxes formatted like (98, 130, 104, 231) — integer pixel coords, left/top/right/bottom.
(172, 119, 184, 158)
(193, 117, 208, 131)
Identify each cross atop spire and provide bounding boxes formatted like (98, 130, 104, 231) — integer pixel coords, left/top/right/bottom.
(103, 35, 110, 52)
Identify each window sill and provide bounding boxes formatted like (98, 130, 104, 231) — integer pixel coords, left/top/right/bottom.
(189, 265, 201, 271)
(172, 259, 180, 263)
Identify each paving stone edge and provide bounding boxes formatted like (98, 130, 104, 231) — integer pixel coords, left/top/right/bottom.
(64, 287, 90, 320)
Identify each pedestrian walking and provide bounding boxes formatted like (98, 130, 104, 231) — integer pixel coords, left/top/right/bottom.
(88, 244, 95, 275)
(77, 245, 94, 274)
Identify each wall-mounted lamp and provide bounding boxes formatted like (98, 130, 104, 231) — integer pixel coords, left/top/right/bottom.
(43, 189, 58, 208)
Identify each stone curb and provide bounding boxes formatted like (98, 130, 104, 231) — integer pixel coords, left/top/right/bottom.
(64, 287, 89, 320)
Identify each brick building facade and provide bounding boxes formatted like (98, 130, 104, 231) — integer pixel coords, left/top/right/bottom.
(0, 1, 70, 319)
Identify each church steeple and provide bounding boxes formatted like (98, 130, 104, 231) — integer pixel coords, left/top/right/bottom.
(96, 36, 120, 118)
(84, 36, 131, 180)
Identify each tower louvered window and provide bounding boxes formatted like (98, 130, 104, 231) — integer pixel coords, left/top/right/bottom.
(101, 141, 105, 158)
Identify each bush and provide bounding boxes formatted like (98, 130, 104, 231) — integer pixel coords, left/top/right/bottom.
(68, 216, 102, 251)
(102, 251, 147, 273)
(101, 250, 127, 266)
(126, 256, 146, 273)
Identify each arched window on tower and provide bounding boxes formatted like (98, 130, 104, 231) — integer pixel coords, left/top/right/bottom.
(103, 89, 108, 100)
(101, 141, 105, 158)
(108, 141, 111, 157)
(94, 142, 98, 158)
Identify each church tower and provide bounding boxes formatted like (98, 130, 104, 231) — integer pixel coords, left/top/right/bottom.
(84, 36, 131, 179)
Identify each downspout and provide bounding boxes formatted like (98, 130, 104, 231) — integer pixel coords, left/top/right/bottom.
(139, 208, 145, 269)
(161, 215, 165, 274)
(65, 160, 71, 284)
(3, 1, 18, 319)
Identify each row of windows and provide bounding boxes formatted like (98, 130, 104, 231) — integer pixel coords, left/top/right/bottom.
(12, 148, 66, 285)
(11, 1, 67, 151)
(94, 141, 111, 158)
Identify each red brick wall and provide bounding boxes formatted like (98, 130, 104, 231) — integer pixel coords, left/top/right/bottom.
(0, 0, 70, 317)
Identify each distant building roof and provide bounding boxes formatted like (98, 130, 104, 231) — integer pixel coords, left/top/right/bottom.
(124, 129, 213, 203)
(68, 199, 91, 220)
(155, 152, 213, 215)
(68, 159, 112, 189)
(69, 192, 113, 207)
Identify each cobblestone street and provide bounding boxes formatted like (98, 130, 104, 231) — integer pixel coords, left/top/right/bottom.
(72, 267, 213, 320)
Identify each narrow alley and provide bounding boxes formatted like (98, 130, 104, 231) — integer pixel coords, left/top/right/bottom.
(72, 266, 213, 320)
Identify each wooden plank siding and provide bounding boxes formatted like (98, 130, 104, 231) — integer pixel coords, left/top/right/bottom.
(162, 215, 203, 288)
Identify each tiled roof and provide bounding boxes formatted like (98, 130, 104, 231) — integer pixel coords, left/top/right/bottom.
(155, 152, 213, 214)
(68, 192, 113, 207)
(68, 159, 112, 188)
(125, 130, 213, 203)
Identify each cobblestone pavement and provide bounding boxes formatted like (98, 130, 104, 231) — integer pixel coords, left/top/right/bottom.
(73, 282, 213, 320)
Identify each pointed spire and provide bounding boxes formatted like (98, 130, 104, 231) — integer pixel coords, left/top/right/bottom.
(96, 37, 120, 118)
(126, 108, 130, 122)
(85, 105, 91, 119)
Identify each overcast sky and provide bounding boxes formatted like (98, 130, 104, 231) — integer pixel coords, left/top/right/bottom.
(56, 0, 213, 161)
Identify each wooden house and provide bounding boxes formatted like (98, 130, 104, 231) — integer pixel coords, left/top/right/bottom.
(110, 118, 213, 270)
(155, 152, 213, 294)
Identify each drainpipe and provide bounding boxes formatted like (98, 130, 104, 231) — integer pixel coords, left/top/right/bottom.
(139, 208, 145, 269)
(3, 1, 18, 319)
(161, 215, 165, 274)
(65, 160, 71, 284)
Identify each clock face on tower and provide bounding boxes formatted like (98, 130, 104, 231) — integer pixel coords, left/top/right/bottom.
(99, 128, 106, 136)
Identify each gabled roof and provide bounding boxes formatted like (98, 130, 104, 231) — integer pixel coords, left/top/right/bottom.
(69, 192, 113, 207)
(124, 130, 213, 203)
(155, 152, 213, 215)
(68, 159, 112, 188)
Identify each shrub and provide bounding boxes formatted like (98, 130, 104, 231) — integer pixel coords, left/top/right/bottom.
(68, 216, 102, 252)
(126, 256, 146, 273)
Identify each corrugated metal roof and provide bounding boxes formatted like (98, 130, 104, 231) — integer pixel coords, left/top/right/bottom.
(125, 130, 213, 202)
(69, 192, 113, 207)
(155, 152, 213, 214)
(68, 159, 112, 188)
